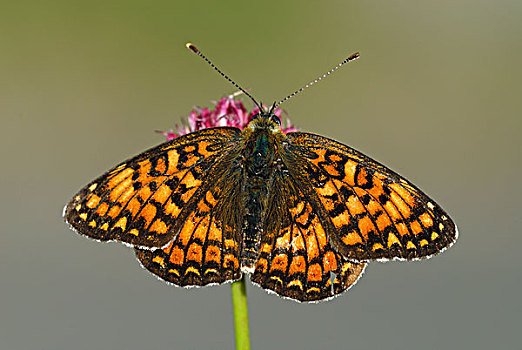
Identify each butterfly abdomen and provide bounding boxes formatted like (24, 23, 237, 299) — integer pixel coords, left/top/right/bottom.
(241, 185, 268, 271)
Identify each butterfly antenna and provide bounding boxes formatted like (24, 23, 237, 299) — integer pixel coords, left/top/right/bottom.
(274, 52, 360, 109)
(186, 43, 263, 111)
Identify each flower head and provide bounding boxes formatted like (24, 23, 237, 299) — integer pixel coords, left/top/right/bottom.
(158, 93, 297, 140)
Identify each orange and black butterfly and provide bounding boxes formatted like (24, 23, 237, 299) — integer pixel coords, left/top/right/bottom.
(64, 44, 457, 302)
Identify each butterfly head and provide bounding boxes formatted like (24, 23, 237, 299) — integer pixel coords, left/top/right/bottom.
(245, 112, 282, 139)
(246, 101, 282, 132)
(248, 111, 281, 130)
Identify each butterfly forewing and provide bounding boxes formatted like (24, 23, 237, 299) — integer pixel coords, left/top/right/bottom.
(284, 132, 457, 261)
(251, 168, 366, 302)
(64, 127, 241, 248)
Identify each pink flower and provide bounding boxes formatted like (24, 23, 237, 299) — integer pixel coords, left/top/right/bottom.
(158, 93, 297, 140)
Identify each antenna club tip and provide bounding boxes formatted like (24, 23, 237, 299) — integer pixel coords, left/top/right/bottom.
(185, 43, 200, 53)
(348, 52, 360, 61)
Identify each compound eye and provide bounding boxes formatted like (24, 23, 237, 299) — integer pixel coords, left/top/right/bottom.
(270, 114, 282, 126)
(251, 113, 261, 120)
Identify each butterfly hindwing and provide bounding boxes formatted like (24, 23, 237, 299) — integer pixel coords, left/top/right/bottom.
(284, 132, 457, 261)
(135, 158, 245, 286)
(64, 127, 241, 248)
(251, 169, 366, 302)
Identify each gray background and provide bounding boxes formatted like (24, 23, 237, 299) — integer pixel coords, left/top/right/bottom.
(1, 1, 521, 349)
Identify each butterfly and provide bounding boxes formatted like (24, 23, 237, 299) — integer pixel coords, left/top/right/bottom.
(64, 45, 457, 302)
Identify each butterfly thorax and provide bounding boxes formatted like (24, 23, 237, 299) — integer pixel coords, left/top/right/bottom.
(240, 115, 284, 271)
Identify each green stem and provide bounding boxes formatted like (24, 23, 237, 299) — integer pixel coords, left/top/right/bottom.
(230, 276, 251, 350)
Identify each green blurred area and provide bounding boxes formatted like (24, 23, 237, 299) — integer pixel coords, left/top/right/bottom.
(1, 1, 521, 349)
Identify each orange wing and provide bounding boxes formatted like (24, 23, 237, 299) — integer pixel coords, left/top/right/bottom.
(250, 172, 366, 302)
(64, 127, 240, 249)
(135, 166, 244, 286)
(284, 132, 458, 261)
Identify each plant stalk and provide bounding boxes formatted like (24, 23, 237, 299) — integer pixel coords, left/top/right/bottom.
(230, 276, 250, 350)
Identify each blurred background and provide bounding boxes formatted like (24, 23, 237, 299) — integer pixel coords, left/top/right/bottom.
(1, 1, 521, 349)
